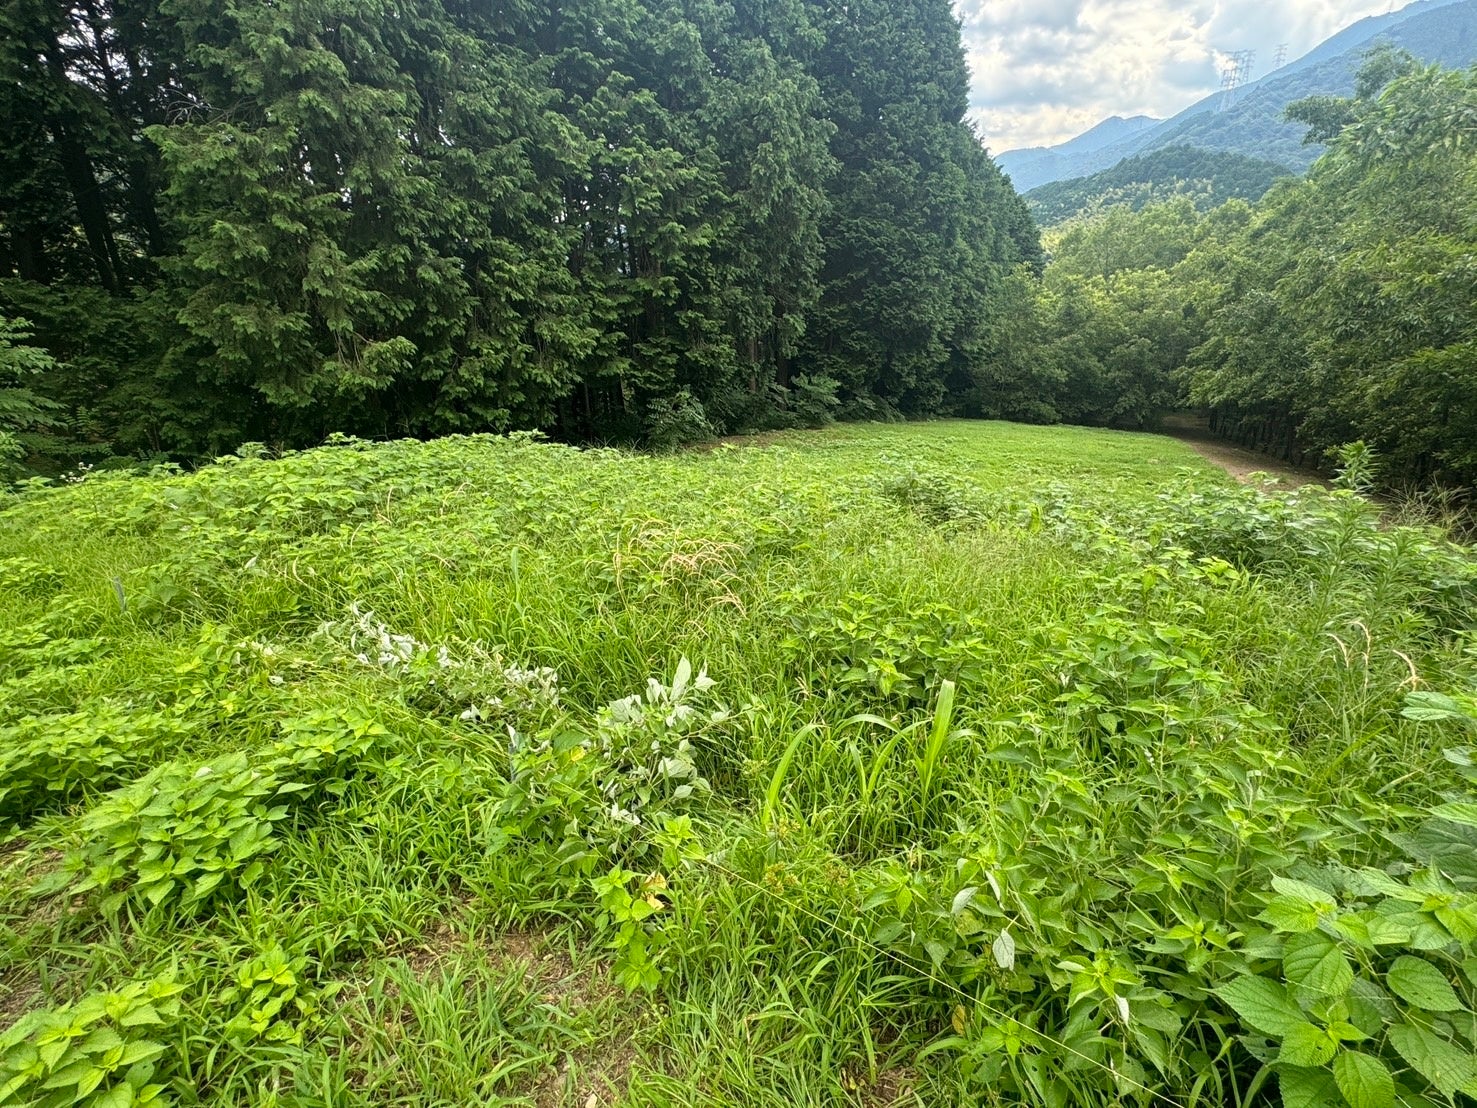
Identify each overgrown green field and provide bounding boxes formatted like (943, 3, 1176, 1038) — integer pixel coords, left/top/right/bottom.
(3, 421, 1477, 1108)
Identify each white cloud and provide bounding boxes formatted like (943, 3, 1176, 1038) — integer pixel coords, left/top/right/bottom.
(962, 0, 1396, 152)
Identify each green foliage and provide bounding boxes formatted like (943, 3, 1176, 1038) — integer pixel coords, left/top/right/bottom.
(38, 708, 386, 914)
(0, 422, 1474, 1104)
(975, 199, 1208, 430)
(0, 0, 1034, 456)
(1331, 441, 1381, 494)
(0, 555, 61, 597)
(1014, 54, 1477, 488)
(0, 316, 63, 480)
(1026, 144, 1294, 228)
(0, 977, 185, 1107)
(1214, 856, 1477, 1107)
(1185, 58, 1477, 486)
(788, 374, 842, 428)
(644, 392, 716, 454)
(781, 587, 989, 703)
(795, 0, 1041, 419)
(487, 658, 728, 989)
(1286, 45, 1423, 145)
(219, 945, 333, 1047)
(0, 703, 190, 824)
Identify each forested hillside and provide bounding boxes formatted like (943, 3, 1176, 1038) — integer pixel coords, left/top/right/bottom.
(1013, 54, 1477, 488)
(0, 0, 1037, 468)
(1024, 146, 1293, 228)
(997, 0, 1477, 190)
(1147, 0, 1477, 171)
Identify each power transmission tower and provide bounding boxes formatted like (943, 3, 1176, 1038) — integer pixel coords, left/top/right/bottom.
(1273, 43, 1288, 70)
(1218, 49, 1255, 111)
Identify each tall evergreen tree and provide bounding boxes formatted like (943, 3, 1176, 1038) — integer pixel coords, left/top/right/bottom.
(799, 0, 1038, 416)
(1, 0, 1042, 464)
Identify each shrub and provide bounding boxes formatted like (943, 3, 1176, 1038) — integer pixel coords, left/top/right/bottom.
(37, 708, 387, 914)
(0, 704, 190, 825)
(644, 390, 715, 451)
(0, 976, 185, 1107)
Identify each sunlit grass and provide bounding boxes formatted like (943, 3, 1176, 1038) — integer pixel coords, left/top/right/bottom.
(2, 420, 1475, 1106)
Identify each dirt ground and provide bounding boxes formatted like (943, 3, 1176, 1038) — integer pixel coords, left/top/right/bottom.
(1159, 412, 1329, 488)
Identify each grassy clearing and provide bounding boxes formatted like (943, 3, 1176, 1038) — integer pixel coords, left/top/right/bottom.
(2, 420, 1477, 1107)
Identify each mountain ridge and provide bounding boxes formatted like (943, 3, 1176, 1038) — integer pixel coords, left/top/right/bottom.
(995, 0, 1477, 191)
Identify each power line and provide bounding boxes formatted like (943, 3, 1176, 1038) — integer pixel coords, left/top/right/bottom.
(1218, 49, 1256, 112)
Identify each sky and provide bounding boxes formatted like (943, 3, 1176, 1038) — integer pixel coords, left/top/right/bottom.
(962, 0, 1400, 153)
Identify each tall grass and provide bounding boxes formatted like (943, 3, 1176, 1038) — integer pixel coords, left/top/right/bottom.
(2, 421, 1475, 1106)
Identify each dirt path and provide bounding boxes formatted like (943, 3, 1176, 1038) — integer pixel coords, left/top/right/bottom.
(1160, 413, 1329, 488)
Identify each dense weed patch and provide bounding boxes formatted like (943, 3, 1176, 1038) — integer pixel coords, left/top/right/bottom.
(2, 421, 1476, 1106)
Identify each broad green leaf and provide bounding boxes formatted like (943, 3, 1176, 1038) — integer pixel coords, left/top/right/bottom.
(38, 1038, 70, 1068)
(671, 657, 692, 700)
(1272, 878, 1337, 911)
(950, 887, 977, 916)
(1279, 1022, 1337, 1068)
(75, 1064, 107, 1097)
(1431, 802, 1477, 828)
(1363, 915, 1414, 945)
(1283, 934, 1353, 1003)
(1262, 897, 1323, 934)
(1435, 903, 1477, 944)
(41, 1059, 92, 1088)
(1403, 693, 1467, 722)
(1130, 998, 1182, 1034)
(1351, 869, 1422, 902)
(191, 871, 226, 900)
(1332, 1051, 1394, 1108)
(1278, 1064, 1341, 1108)
(1387, 956, 1465, 1012)
(992, 929, 1016, 971)
(93, 1086, 134, 1108)
(1331, 914, 1372, 948)
(1216, 976, 1310, 1037)
(117, 1039, 167, 1066)
(1387, 1022, 1477, 1097)
(77, 1027, 126, 1055)
(117, 1004, 162, 1028)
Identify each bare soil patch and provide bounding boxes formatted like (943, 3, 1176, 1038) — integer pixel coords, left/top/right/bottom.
(0, 968, 42, 1028)
(532, 1037, 640, 1108)
(848, 1064, 919, 1107)
(505, 932, 636, 1108)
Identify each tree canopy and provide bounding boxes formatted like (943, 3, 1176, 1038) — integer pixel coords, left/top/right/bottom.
(0, 0, 1038, 466)
(1005, 53, 1477, 485)
(1024, 145, 1293, 229)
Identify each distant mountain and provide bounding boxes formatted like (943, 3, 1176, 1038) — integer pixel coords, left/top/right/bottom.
(995, 116, 1160, 192)
(995, 0, 1477, 192)
(1023, 145, 1295, 227)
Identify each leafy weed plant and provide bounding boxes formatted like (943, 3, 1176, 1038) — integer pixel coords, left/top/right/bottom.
(1, 421, 1475, 1106)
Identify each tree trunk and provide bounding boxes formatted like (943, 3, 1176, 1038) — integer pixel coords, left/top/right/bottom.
(43, 41, 122, 291)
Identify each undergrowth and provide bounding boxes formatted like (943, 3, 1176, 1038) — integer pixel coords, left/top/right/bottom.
(2, 420, 1476, 1107)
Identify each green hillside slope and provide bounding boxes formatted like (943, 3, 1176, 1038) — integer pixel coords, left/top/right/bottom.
(996, 0, 1477, 189)
(1024, 145, 1294, 227)
(1149, 0, 1477, 169)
